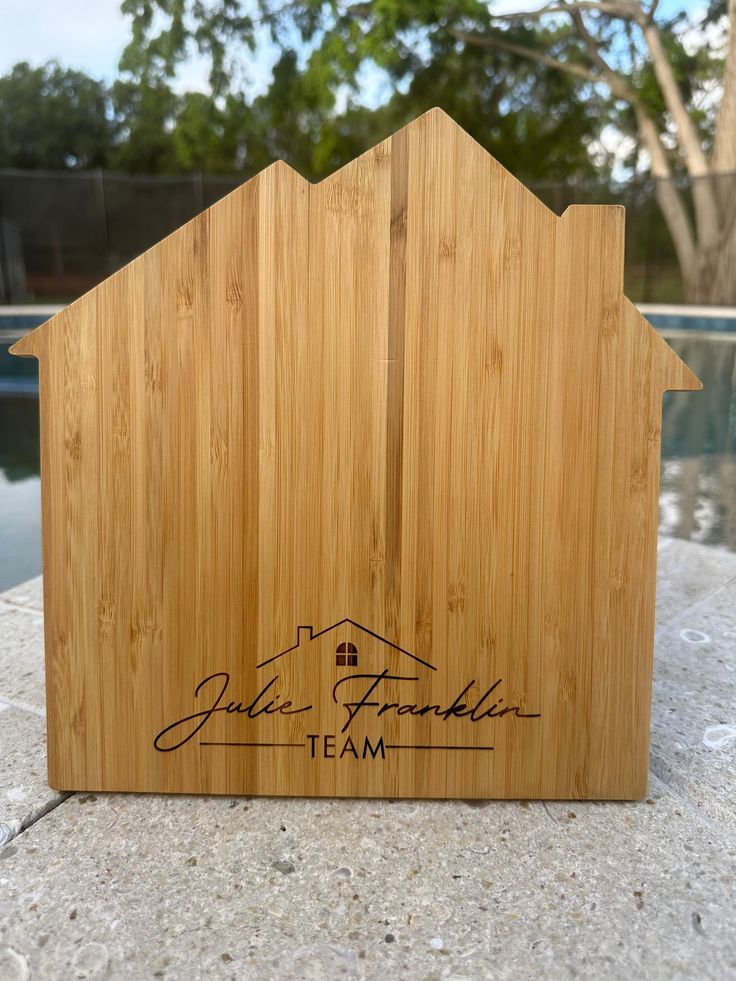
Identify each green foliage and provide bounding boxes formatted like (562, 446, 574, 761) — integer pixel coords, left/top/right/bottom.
(110, 79, 179, 172)
(0, 62, 251, 176)
(0, 62, 113, 169)
(119, 0, 256, 95)
(0, 1, 725, 183)
(172, 93, 246, 172)
(120, 0, 726, 178)
(115, 0, 607, 181)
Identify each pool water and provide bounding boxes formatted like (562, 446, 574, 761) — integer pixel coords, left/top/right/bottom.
(659, 330, 736, 551)
(1, 313, 734, 592)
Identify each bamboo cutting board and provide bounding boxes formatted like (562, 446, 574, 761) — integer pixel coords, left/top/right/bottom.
(11, 109, 701, 799)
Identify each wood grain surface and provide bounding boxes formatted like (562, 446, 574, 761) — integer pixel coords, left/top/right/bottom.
(11, 109, 701, 799)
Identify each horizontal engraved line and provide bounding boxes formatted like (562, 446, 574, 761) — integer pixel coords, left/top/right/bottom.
(385, 744, 494, 751)
(199, 741, 494, 752)
(200, 741, 304, 748)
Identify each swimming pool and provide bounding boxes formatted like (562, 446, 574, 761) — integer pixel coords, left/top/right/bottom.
(1, 306, 734, 591)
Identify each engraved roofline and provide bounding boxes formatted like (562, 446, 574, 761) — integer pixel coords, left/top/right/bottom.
(257, 617, 436, 671)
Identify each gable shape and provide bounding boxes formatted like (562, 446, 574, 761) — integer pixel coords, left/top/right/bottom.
(9, 108, 701, 395)
(258, 617, 437, 670)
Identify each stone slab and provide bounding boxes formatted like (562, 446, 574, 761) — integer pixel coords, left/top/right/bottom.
(650, 579, 736, 834)
(0, 703, 63, 847)
(0, 786, 733, 980)
(655, 537, 736, 633)
(0, 576, 44, 613)
(0, 606, 45, 713)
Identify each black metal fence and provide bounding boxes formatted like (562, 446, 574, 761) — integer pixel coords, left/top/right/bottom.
(0, 167, 686, 304)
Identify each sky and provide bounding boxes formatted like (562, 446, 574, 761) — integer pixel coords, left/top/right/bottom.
(0, 0, 703, 96)
(1, 0, 133, 81)
(0, 0, 268, 93)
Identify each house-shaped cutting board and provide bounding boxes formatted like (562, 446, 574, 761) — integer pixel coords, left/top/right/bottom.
(11, 109, 701, 800)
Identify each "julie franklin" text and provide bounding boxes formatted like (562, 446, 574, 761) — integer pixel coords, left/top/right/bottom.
(153, 669, 540, 752)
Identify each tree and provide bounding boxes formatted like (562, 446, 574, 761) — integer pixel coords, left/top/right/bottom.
(110, 78, 179, 173)
(0, 61, 113, 169)
(172, 92, 247, 173)
(119, 5, 603, 183)
(120, 0, 735, 304)
(215, 47, 581, 182)
(443, 0, 735, 304)
(119, 1, 606, 183)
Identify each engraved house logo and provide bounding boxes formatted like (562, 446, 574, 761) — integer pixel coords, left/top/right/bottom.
(258, 618, 435, 670)
(153, 618, 541, 760)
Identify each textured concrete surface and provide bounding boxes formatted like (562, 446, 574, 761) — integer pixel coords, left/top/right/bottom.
(0, 605, 46, 713)
(0, 577, 44, 613)
(0, 536, 734, 980)
(654, 536, 736, 630)
(0, 704, 65, 846)
(650, 573, 736, 837)
(0, 788, 733, 980)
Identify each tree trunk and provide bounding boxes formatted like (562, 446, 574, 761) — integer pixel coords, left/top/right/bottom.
(712, 0, 736, 177)
(454, 8, 736, 305)
(652, 171, 736, 306)
(687, 222, 736, 305)
(677, 167, 736, 305)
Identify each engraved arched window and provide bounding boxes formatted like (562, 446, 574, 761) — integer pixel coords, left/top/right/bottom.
(336, 642, 358, 667)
